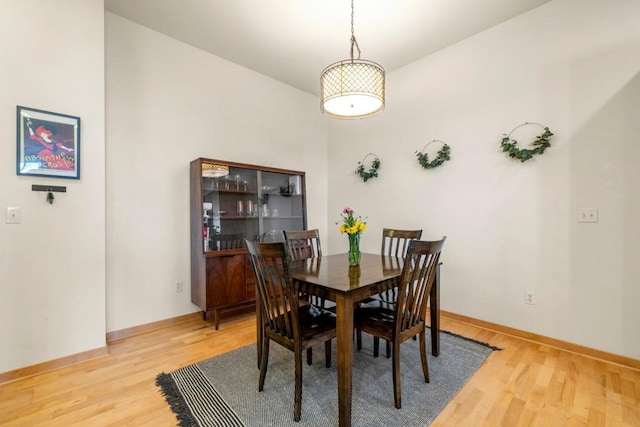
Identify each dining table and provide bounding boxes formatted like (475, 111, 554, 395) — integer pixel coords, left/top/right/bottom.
(287, 252, 442, 427)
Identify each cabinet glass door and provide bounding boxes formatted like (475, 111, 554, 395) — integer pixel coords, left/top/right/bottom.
(202, 166, 259, 251)
(199, 161, 306, 251)
(258, 171, 304, 242)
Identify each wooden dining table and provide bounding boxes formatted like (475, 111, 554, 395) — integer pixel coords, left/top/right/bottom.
(289, 252, 442, 427)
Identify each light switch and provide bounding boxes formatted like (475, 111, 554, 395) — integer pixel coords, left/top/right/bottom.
(6, 207, 22, 224)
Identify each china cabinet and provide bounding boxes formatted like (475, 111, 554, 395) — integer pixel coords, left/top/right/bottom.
(190, 158, 306, 328)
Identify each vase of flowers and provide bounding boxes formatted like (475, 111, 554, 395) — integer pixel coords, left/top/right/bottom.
(339, 206, 367, 266)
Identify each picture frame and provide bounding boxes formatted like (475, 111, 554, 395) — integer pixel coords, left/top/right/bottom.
(16, 105, 80, 179)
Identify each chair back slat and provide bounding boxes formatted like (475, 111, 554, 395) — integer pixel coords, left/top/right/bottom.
(284, 229, 322, 261)
(210, 233, 245, 250)
(394, 238, 446, 335)
(246, 239, 300, 340)
(381, 228, 423, 258)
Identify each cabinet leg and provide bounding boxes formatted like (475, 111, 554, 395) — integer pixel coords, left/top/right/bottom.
(214, 310, 220, 330)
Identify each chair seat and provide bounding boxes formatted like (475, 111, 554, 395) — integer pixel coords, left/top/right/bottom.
(355, 301, 397, 346)
(369, 292, 397, 304)
(357, 298, 395, 312)
(298, 304, 337, 340)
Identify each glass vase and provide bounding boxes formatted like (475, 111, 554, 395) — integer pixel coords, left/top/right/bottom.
(348, 233, 361, 266)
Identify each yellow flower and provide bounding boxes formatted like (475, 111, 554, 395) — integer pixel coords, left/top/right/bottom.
(337, 207, 367, 236)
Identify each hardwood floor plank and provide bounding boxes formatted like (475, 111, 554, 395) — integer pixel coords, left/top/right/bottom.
(1, 312, 638, 426)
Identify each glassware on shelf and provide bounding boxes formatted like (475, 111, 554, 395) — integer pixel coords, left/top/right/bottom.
(235, 175, 241, 190)
(237, 200, 244, 216)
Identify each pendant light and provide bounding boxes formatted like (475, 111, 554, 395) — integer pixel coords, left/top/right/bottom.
(320, 0, 385, 119)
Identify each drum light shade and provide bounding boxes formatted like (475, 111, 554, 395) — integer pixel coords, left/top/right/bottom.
(320, 0, 385, 120)
(321, 59, 385, 119)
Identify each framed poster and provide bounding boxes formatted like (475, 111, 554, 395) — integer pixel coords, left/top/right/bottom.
(16, 105, 80, 179)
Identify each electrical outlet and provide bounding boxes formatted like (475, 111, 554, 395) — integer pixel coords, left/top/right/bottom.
(578, 208, 598, 223)
(175, 281, 183, 293)
(525, 290, 535, 305)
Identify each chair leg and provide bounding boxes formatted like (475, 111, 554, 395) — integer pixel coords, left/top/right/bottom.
(386, 340, 391, 358)
(419, 331, 430, 383)
(373, 336, 380, 358)
(356, 329, 362, 350)
(258, 338, 270, 391)
(392, 340, 401, 409)
(306, 348, 312, 365)
(325, 340, 332, 368)
(294, 346, 303, 422)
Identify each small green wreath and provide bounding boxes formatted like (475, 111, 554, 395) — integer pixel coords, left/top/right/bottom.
(501, 122, 553, 162)
(355, 153, 380, 182)
(416, 140, 451, 169)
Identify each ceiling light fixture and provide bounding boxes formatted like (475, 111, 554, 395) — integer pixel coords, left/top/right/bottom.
(320, 0, 385, 119)
(202, 163, 230, 178)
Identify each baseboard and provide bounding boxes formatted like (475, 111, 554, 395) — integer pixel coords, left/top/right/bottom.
(106, 312, 202, 343)
(0, 346, 109, 385)
(441, 310, 640, 371)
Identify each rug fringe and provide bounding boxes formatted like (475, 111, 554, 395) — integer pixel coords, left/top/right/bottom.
(436, 328, 502, 351)
(156, 372, 200, 427)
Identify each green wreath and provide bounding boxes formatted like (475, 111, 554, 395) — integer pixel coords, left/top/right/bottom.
(501, 123, 553, 162)
(416, 140, 451, 169)
(355, 153, 380, 182)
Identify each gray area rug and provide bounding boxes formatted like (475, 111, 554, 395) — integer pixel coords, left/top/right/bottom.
(157, 331, 499, 426)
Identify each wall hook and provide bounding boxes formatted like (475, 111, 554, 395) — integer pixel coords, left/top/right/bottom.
(32, 184, 66, 204)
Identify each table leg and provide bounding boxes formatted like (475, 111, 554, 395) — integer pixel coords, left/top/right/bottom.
(336, 293, 353, 427)
(430, 264, 441, 356)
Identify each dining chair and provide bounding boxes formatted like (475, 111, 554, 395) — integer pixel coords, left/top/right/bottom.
(381, 228, 423, 258)
(209, 233, 245, 250)
(354, 237, 446, 409)
(283, 229, 335, 349)
(283, 229, 322, 260)
(245, 239, 336, 422)
(358, 228, 423, 357)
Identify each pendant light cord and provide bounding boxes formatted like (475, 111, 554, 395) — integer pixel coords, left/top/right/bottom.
(349, 0, 361, 63)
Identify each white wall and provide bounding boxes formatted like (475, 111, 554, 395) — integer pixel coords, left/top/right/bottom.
(327, 0, 640, 358)
(0, 0, 106, 373)
(3, 0, 637, 374)
(105, 13, 328, 332)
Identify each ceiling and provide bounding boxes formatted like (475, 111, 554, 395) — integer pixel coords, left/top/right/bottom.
(104, 0, 551, 96)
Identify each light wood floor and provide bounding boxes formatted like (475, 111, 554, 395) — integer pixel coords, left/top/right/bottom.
(1, 312, 638, 426)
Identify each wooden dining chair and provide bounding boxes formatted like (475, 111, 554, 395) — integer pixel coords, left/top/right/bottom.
(283, 229, 334, 341)
(358, 228, 423, 357)
(354, 237, 446, 409)
(209, 233, 245, 250)
(245, 239, 336, 422)
(381, 228, 423, 258)
(283, 229, 322, 260)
